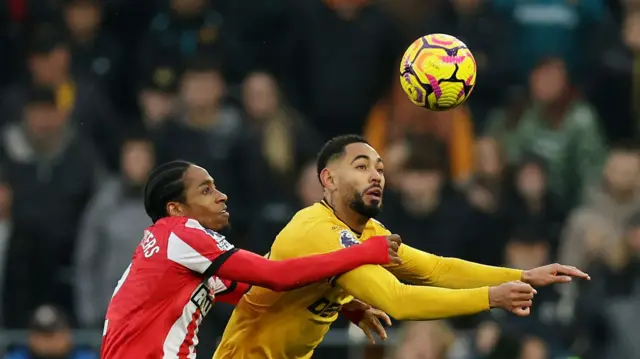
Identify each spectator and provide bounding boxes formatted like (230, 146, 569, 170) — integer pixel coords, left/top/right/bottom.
(74, 136, 154, 328)
(504, 154, 567, 257)
(138, 0, 246, 83)
(283, 0, 402, 139)
(486, 57, 607, 207)
(137, 60, 180, 130)
(152, 56, 246, 235)
(2, 305, 97, 359)
(365, 80, 475, 185)
(462, 137, 510, 266)
(378, 134, 472, 257)
(62, 0, 124, 108)
(240, 72, 322, 254)
(0, 86, 102, 328)
(492, 0, 604, 84)
(560, 143, 640, 271)
(574, 211, 640, 358)
(0, 27, 122, 171)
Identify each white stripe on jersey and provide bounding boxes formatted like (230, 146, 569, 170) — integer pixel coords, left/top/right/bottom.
(162, 284, 208, 359)
(167, 232, 212, 274)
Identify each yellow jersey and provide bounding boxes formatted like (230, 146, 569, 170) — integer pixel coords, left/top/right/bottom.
(213, 201, 521, 359)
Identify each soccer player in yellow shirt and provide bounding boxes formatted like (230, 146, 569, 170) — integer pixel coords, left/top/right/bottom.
(213, 135, 589, 359)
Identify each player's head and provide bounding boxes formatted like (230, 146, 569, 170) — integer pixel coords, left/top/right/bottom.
(317, 135, 384, 218)
(143, 160, 230, 230)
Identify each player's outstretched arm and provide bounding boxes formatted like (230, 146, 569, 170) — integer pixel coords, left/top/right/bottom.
(214, 236, 398, 292)
(336, 264, 536, 320)
(388, 245, 590, 289)
(386, 244, 522, 288)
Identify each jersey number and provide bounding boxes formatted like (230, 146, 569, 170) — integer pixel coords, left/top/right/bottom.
(307, 298, 341, 318)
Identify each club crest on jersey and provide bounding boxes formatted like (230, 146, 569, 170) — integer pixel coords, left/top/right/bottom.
(339, 230, 360, 248)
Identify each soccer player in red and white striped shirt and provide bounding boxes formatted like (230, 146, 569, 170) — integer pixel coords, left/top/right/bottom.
(100, 160, 400, 359)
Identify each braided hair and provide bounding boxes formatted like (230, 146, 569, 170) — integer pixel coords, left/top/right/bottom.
(143, 160, 193, 223)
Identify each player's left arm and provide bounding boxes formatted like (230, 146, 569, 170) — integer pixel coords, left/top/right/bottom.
(383, 231, 589, 288)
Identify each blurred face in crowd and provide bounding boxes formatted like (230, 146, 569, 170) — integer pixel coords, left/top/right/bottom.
(168, 165, 230, 231)
(452, 0, 482, 14)
(243, 72, 280, 120)
(475, 137, 502, 179)
(29, 47, 70, 86)
(180, 70, 224, 109)
(506, 240, 549, 270)
(530, 59, 567, 104)
(122, 140, 154, 186)
(64, 0, 101, 38)
(516, 162, 546, 201)
(0, 183, 12, 219)
(623, 11, 640, 51)
(297, 162, 324, 207)
(171, 0, 205, 16)
(604, 150, 640, 195)
(323, 0, 369, 19)
(520, 337, 548, 359)
(28, 330, 72, 359)
(323, 143, 385, 218)
(139, 90, 175, 127)
(626, 225, 640, 257)
(24, 102, 66, 142)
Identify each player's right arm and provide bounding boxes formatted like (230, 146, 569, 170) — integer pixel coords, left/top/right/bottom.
(282, 222, 534, 320)
(170, 219, 396, 292)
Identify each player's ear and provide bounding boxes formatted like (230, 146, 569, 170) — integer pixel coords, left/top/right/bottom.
(166, 202, 184, 217)
(320, 168, 336, 190)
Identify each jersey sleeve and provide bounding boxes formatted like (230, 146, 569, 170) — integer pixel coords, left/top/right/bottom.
(211, 277, 251, 305)
(372, 221, 522, 288)
(167, 218, 238, 277)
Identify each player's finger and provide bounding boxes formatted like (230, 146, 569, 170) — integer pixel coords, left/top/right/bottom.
(361, 326, 375, 344)
(513, 300, 533, 308)
(373, 309, 392, 327)
(389, 252, 402, 265)
(559, 265, 590, 279)
(511, 307, 530, 316)
(369, 317, 387, 340)
(513, 282, 535, 293)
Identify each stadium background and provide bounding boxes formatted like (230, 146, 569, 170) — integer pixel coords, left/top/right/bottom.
(0, 0, 638, 358)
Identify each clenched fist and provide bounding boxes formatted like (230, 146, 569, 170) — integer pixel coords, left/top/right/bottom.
(488, 281, 537, 316)
(386, 234, 402, 265)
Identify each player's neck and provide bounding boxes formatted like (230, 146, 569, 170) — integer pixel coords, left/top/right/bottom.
(324, 196, 367, 234)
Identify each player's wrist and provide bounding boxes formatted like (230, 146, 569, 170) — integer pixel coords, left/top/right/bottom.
(362, 236, 390, 264)
(520, 270, 531, 284)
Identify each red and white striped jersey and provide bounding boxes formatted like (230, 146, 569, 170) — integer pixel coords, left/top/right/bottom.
(101, 216, 238, 359)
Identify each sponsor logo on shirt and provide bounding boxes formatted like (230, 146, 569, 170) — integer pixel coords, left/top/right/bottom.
(191, 282, 214, 317)
(339, 230, 360, 248)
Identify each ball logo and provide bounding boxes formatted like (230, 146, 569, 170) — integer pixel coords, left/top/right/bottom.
(339, 230, 360, 248)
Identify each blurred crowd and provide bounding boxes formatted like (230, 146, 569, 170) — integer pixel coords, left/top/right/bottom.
(0, 0, 638, 358)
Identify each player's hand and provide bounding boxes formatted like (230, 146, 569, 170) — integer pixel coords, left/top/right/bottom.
(344, 299, 392, 344)
(522, 263, 591, 287)
(386, 234, 402, 265)
(488, 281, 536, 316)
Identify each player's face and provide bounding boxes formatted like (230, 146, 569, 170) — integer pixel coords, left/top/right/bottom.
(337, 143, 385, 218)
(181, 165, 230, 231)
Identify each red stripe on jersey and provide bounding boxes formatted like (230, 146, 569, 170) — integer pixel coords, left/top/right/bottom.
(179, 308, 202, 358)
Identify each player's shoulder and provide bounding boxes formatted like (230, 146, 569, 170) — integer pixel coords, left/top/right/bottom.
(282, 202, 344, 234)
(367, 218, 390, 235)
(272, 202, 347, 256)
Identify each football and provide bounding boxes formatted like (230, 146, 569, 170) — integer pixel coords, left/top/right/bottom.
(399, 34, 476, 111)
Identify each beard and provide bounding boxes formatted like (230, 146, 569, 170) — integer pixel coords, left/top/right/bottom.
(349, 190, 382, 219)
